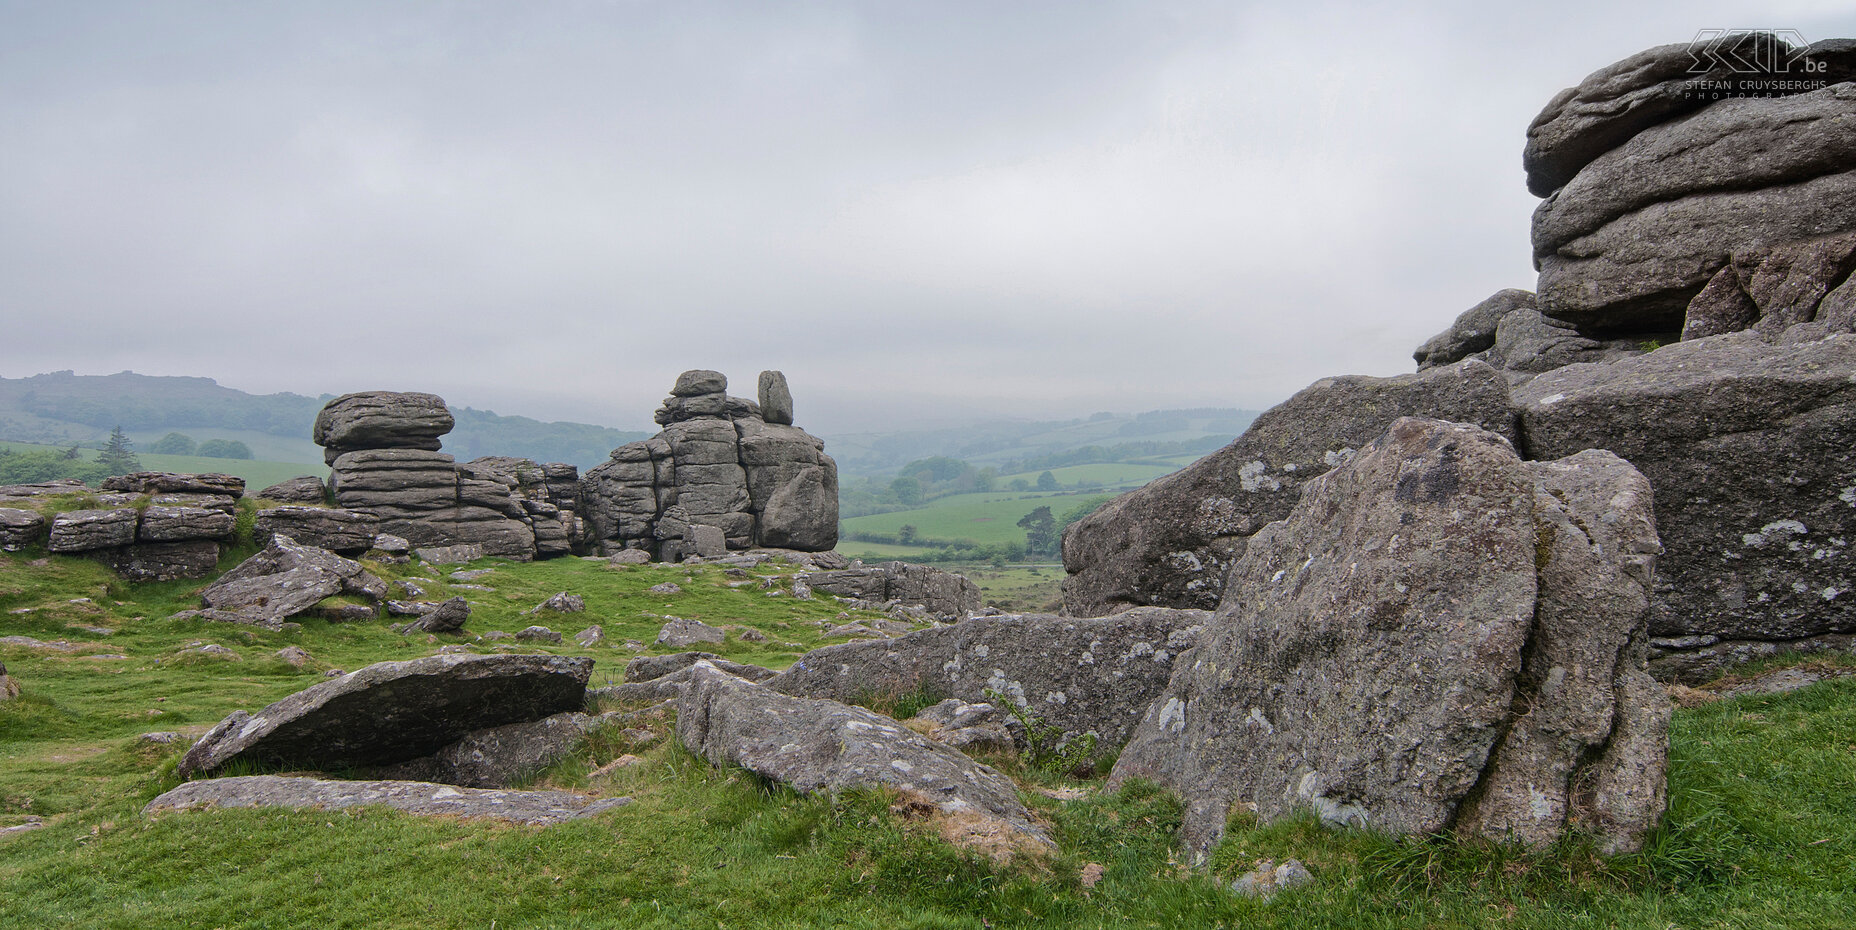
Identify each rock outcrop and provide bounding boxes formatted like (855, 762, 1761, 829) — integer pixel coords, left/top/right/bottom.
(257, 476, 328, 504)
(253, 506, 379, 554)
(4, 474, 241, 580)
(770, 607, 1208, 755)
(677, 662, 1050, 849)
(1514, 332, 1856, 680)
(801, 561, 981, 620)
(177, 653, 595, 778)
(315, 391, 582, 561)
(1060, 360, 1515, 615)
(580, 370, 838, 559)
(1526, 37, 1856, 337)
(1110, 418, 1667, 858)
(145, 775, 628, 826)
(1397, 35, 1856, 678)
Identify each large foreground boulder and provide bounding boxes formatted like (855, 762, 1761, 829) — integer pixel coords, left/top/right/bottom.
(177, 653, 594, 778)
(1111, 418, 1666, 858)
(769, 607, 1209, 754)
(1514, 331, 1856, 679)
(1061, 359, 1515, 615)
(145, 775, 628, 826)
(678, 663, 1050, 849)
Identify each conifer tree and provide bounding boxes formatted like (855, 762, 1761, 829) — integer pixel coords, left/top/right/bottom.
(97, 426, 140, 475)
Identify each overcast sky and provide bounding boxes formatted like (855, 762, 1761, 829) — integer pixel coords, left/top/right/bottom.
(3, 1, 1852, 433)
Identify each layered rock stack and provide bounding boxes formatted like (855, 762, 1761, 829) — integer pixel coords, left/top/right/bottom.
(316, 391, 578, 560)
(0, 473, 243, 580)
(580, 370, 838, 559)
(1065, 34, 1856, 681)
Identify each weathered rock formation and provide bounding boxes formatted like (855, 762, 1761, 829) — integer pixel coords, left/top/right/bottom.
(177, 653, 595, 778)
(1515, 332, 1856, 681)
(1393, 36, 1856, 678)
(316, 391, 582, 561)
(1110, 418, 1667, 858)
(1061, 360, 1514, 616)
(677, 662, 1050, 849)
(253, 506, 379, 555)
(1526, 36, 1856, 336)
(770, 607, 1208, 755)
(2, 473, 242, 580)
(145, 776, 629, 826)
(257, 476, 328, 504)
(580, 370, 838, 559)
(801, 561, 981, 620)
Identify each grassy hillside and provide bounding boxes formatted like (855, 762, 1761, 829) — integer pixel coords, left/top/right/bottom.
(0, 371, 648, 470)
(841, 491, 1107, 548)
(1, 546, 1852, 927)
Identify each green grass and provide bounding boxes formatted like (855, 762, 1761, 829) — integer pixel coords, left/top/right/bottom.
(994, 463, 1176, 488)
(843, 492, 1105, 548)
(3, 546, 1855, 927)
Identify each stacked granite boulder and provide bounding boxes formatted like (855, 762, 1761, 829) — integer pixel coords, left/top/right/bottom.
(1066, 34, 1856, 680)
(580, 370, 838, 559)
(316, 391, 579, 561)
(0, 472, 242, 580)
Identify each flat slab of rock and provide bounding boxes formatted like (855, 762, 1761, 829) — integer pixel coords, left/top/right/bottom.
(199, 536, 385, 628)
(47, 508, 138, 553)
(1111, 418, 1667, 858)
(144, 775, 628, 825)
(137, 506, 235, 542)
(102, 471, 246, 497)
(656, 617, 725, 648)
(770, 608, 1208, 754)
(176, 653, 594, 777)
(254, 507, 380, 553)
(678, 662, 1050, 848)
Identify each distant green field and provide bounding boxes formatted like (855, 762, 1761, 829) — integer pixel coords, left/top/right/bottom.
(842, 491, 1108, 547)
(0, 440, 322, 491)
(834, 540, 934, 560)
(996, 462, 1175, 487)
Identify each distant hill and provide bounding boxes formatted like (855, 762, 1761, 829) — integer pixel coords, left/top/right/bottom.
(822, 407, 1259, 478)
(0, 371, 648, 470)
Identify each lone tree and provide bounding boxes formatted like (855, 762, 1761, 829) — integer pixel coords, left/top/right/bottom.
(1036, 470, 1060, 491)
(96, 426, 140, 476)
(1017, 505, 1057, 557)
